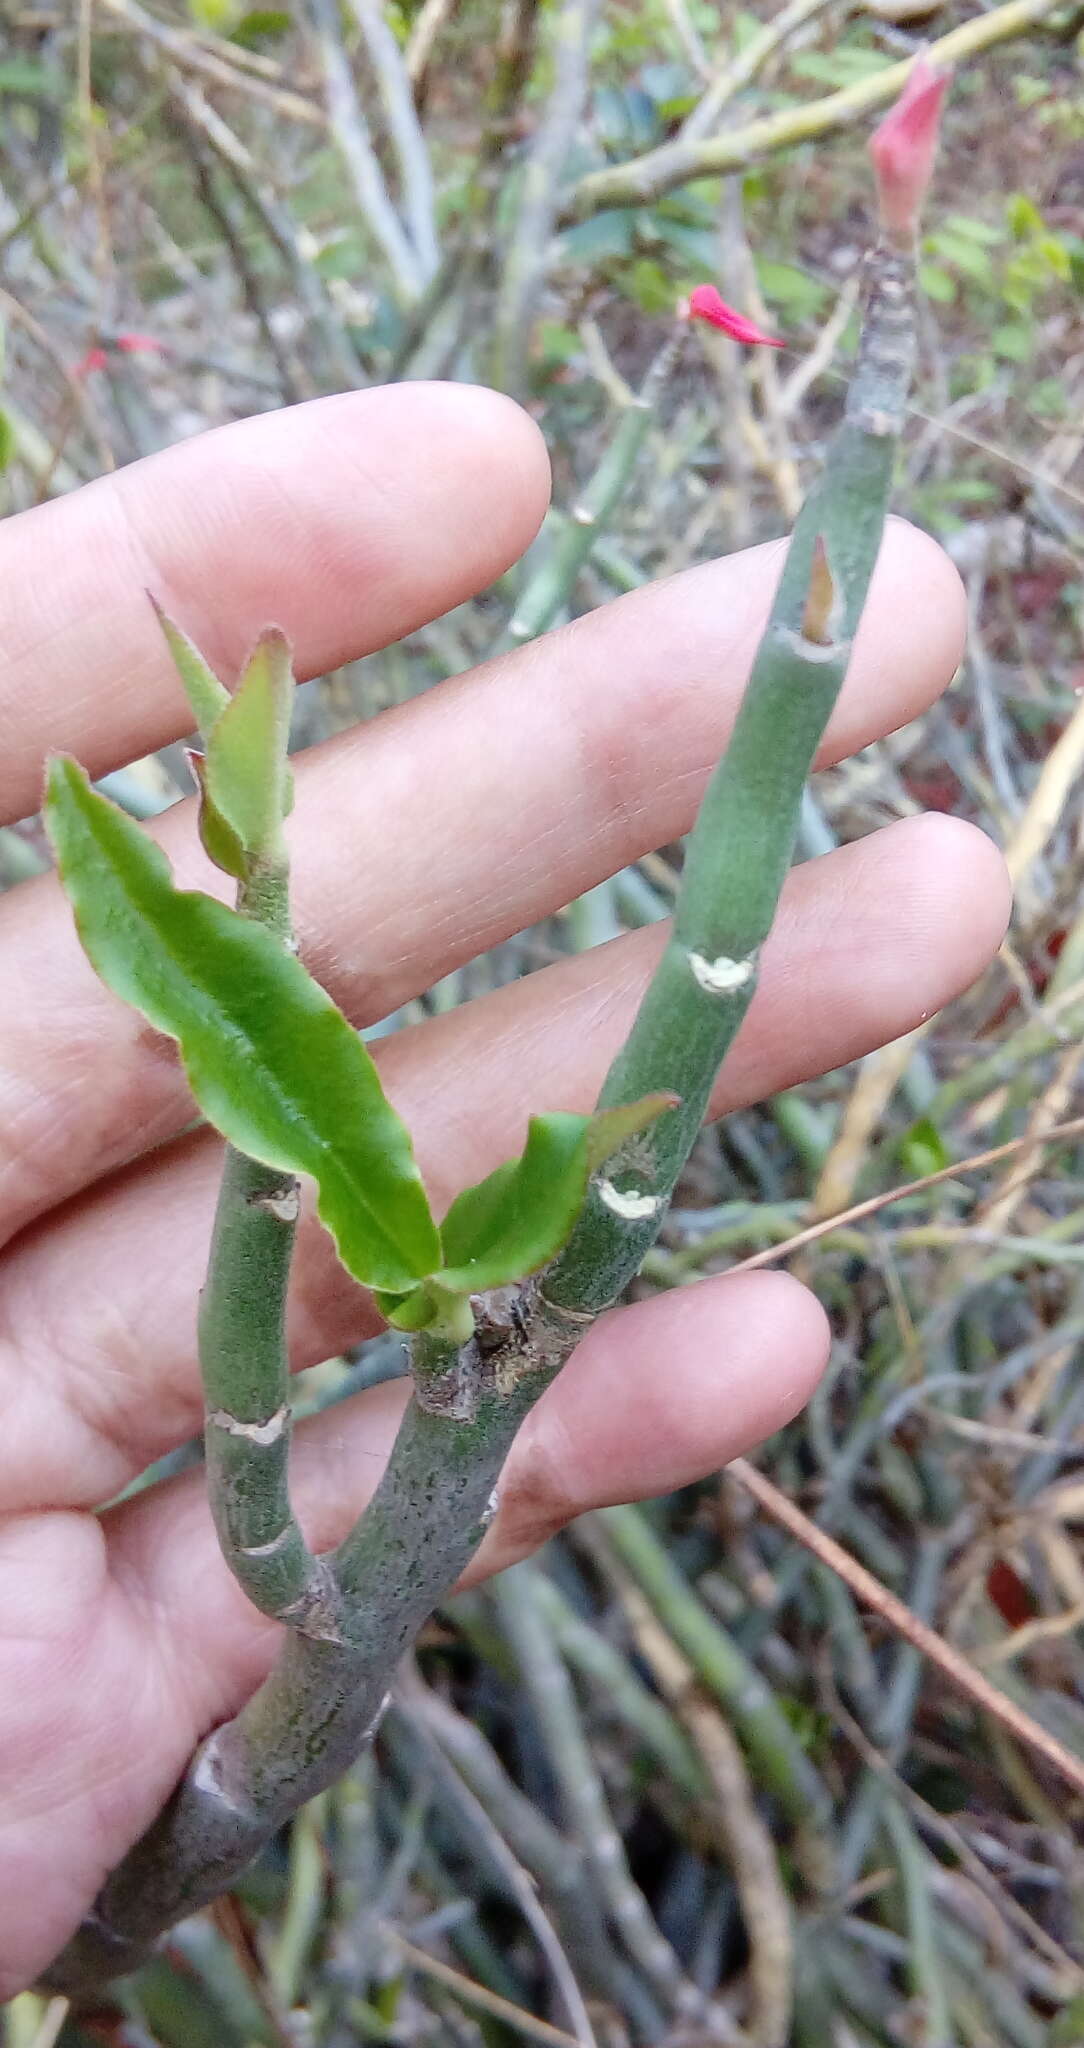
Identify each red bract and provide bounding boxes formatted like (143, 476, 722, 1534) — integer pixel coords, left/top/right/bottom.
(680, 285, 783, 348)
(869, 54, 949, 239)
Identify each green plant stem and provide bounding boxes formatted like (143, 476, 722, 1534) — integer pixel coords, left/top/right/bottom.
(199, 859, 334, 1628)
(200, 1145, 334, 1627)
(491, 0, 600, 394)
(548, 230, 916, 1317)
(881, 1800, 955, 2048)
(500, 336, 681, 650)
(347, 0, 439, 283)
(396, 1678, 642, 2022)
(493, 1562, 705, 2023)
(595, 1506, 831, 1829)
(307, 0, 425, 301)
(387, 1678, 624, 2039)
(268, 1797, 328, 2008)
(531, 1571, 703, 1797)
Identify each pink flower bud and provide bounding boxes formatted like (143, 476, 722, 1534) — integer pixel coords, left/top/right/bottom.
(869, 55, 949, 239)
(679, 284, 783, 348)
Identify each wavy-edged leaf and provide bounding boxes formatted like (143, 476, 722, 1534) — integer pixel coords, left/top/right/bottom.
(435, 1093, 677, 1298)
(152, 598, 230, 738)
(45, 759, 440, 1293)
(205, 628, 295, 863)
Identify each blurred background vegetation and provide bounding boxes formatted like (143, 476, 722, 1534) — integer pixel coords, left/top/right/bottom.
(3, 0, 1084, 2041)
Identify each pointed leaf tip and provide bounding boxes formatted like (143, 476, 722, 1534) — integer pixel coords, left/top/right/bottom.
(869, 54, 949, 239)
(204, 626, 296, 864)
(679, 285, 783, 349)
(151, 598, 230, 739)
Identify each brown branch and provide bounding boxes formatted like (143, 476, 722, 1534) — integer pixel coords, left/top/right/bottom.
(724, 1113, 1084, 1278)
(728, 1458, 1084, 1806)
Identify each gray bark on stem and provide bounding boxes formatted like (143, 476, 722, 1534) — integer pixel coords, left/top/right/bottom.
(43, 1293, 584, 1992)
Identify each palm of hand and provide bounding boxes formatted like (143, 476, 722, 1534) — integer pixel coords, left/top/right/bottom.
(0, 383, 1008, 1993)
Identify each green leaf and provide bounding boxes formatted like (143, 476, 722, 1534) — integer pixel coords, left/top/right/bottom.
(1050, 1993, 1084, 2046)
(231, 8, 293, 41)
(0, 59, 52, 95)
(991, 322, 1032, 362)
(186, 750, 247, 881)
(373, 1284, 439, 1332)
(0, 407, 15, 475)
(204, 627, 295, 864)
(755, 258, 830, 323)
(789, 47, 893, 86)
(45, 760, 440, 1293)
(438, 1113, 590, 1294)
(187, 0, 243, 28)
(1006, 192, 1043, 239)
(899, 1115, 950, 1179)
(918, 263, 956, 305)
(930, 233, 994, 287)
(435, 1093, 677, 1297)
(622, 257, 675, 315)
(942, 212, 1003, 248)
(153, 600, 230, 738)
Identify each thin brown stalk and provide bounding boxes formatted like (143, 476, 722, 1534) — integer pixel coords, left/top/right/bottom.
(778, 276, 860, 420)
(383, 1928, 582, 2048)
(817, 1650, 1084, 2000)
(728, 1458, 1084, 1805)
(724, 1113, 1084, 1277)
(0, 289, 115, 476)
(975, 1044, 1083, 1234)
(405, 0, 457, 94)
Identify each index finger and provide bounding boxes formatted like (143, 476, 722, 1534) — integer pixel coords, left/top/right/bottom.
(0, 383, 550, 824)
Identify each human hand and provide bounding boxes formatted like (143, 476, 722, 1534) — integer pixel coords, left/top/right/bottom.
(0, 383, 1009, 1993)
